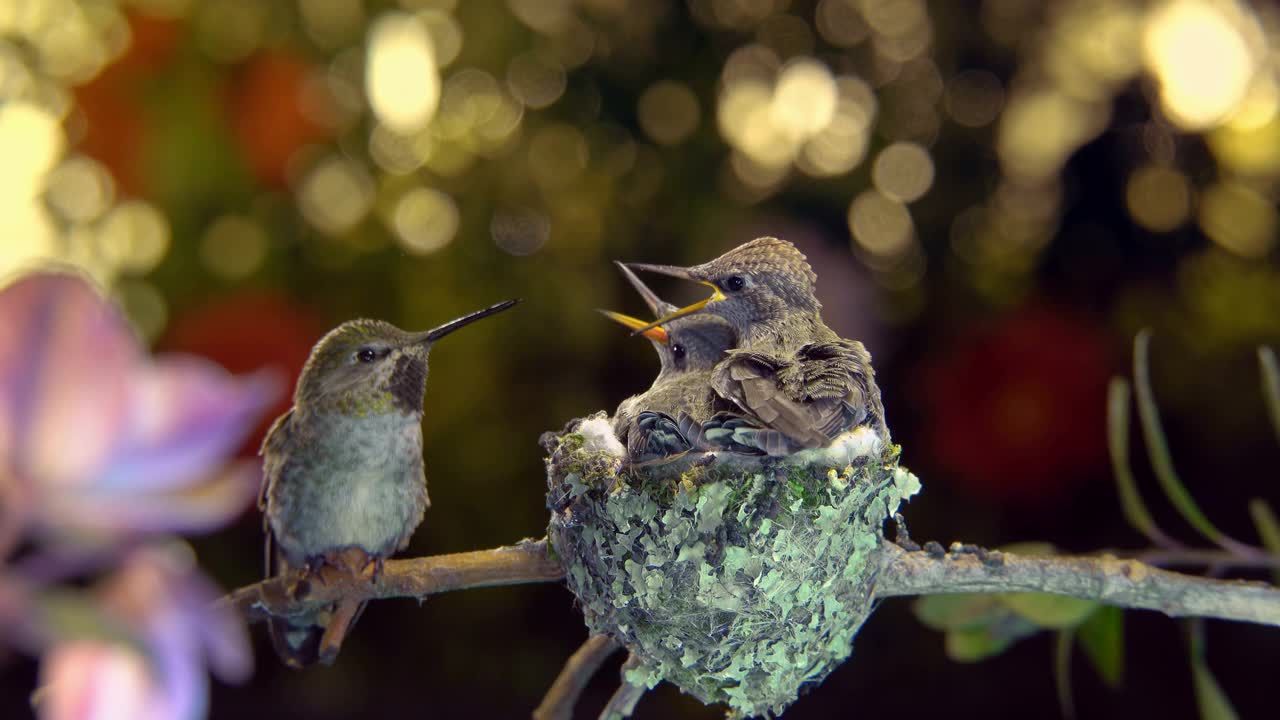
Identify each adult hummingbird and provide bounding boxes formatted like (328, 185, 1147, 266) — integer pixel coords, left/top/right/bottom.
(259, 299, 519, 667)
(601, 262, 737, 462)
(627, 237, 888, 453)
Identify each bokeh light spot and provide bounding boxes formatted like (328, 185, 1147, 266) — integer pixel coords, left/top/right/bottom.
(1125, 165, 1190, 233)
(945, 69, 1004, 128)
(872, 142, 934, 202)
(1143, 0, 1257, 130)
(638, 81, 700, 145)
(849, 189, 914, 257)
(491, 206, 550, 255)
(97, 201, 171, 274)
(506, 50, 567, 109)
(367, 12, 440, 134)
(392, 187, 459, 255)
(816, 0, 869, 47)
(200, 215, 269, 279)
(45, 155, 114, 224)
(771, 58, 837, 139)
(1198, 181, 1276, 258)
(298, 155, 375, 235)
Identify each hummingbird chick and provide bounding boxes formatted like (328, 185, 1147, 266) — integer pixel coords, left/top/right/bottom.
(628, 237, 888, 454)
(602, 262, 737, 463)
(260, 299, 519, 668)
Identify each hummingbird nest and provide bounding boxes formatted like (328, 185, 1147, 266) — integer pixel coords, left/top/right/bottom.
(542, 414, 921, 718)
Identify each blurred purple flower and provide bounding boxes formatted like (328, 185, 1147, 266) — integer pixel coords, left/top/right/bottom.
(0, 272, 279, 544)
(34, 543, 251, 720)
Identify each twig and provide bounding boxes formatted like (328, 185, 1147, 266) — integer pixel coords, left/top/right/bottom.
(1134, 548, 1280, 570)
(218, 538, 565, 623)
(873, 543, 1280, 627)
(599, 654, 647, 720)
(534, 634, 621, 720)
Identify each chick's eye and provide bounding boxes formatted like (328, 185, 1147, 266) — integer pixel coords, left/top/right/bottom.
(356, 348, 378, 363)
(672, 344, 686, 360)
(725, 275, 746, 292)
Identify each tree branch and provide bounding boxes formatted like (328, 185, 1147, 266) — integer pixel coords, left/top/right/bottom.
(534, 634, 621, 720)
(873, 543, 1280, 627)
(219, 538, 565, 622)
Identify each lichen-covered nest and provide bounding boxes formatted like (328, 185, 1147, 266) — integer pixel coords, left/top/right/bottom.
(543, 414, 921, 718)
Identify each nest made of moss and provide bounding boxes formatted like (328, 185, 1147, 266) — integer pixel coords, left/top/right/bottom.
(543, 414, 922, 718)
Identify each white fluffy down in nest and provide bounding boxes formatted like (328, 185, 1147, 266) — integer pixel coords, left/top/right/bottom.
(577, 416, 626, 457)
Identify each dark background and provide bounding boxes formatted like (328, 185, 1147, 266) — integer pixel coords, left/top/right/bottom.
(2, 0, 1279, 718)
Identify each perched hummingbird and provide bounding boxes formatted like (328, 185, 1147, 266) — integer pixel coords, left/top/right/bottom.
(601, 262, 737, 462)
(627, 237, 888, 453)
(259, 299, 519, 667)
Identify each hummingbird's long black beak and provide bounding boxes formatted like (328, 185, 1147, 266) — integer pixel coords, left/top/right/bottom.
(614, 261, 676, 317)
(597, 308, 670, 344)
(623, 263, 724, 335)
(416, 299, 520, 344)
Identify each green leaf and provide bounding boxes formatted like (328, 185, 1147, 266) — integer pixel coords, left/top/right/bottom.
(916, 595, 1040, 662)
(998, 541, 1058, 556)
(945, 625, 1021, 663)
(1054, 630, 1076, 720)
(913, 594, 1002, 631)
(1259, 347, 1280, 446)
(1077, 606, 1124, 687)
(999, 593, 1099, 629)
(1107, 378, 1166, 544)
(34, 590, 139, 650)
(1189, 621, 1239, 720)
(1247, 499, 1280, 586)
(1132, 330, 1226, 545)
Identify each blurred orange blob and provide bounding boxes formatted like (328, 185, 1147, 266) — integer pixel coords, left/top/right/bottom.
(918, 305, 1112, 505)
(227, 51, 335, 188)
(160, 291, 325, 454)
(72, 13, 185, 196)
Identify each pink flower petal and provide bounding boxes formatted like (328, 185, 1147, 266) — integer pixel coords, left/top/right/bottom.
(0, 273, 137, 491)
(98, 359, 280, 492)
(38, 642, 155, 720)
(41, 462, 262, 538)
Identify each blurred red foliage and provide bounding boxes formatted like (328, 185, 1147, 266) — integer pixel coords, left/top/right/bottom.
(226, 50, 335, 188)
(160, 291, 324, 454)
(72, 12, 183, 196)
(918, 304, 1113, 505)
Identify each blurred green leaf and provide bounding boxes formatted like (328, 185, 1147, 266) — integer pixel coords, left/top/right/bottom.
(916, 595, 1041, 662)
(944, 623, 1028, 663)
(914, 593, 1003, 631)
(1077, 606, 1125, 688)
(1132, 330, 1226, 546)
(1107, 378, 1166, 544)
(1054, 630, 1076, 720)
(1247, 498, 1280, 585)
(1000, 593, 1098, 629)
(35, 589, 139, 650)
(1189, 621, 1239, 720)
(998, 541, 1058, 556)
(1260, 347, 1280, 446)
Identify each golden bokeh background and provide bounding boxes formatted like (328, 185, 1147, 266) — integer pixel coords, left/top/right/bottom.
(2, 0, 1278, 717)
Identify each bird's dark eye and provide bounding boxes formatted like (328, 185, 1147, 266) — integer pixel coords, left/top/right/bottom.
(672, 343, 686, 361)
(356, 348, 378, 363)
(724, 275, 746, 292)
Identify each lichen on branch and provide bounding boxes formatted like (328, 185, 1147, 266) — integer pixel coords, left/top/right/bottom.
(873, 542, 1280, 627)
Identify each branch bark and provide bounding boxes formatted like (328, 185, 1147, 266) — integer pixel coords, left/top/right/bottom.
(534, 634, 621, 720)
(219, 537, 565, 623)
(873, 542, 1280, 627)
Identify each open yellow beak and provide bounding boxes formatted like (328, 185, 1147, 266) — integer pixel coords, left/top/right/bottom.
(599, 309, 669, 344)
(624, 281, 724, 336)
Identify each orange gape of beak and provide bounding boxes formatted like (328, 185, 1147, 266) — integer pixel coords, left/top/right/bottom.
(599, 309, 670, 344)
